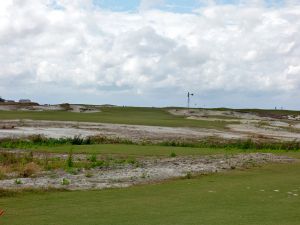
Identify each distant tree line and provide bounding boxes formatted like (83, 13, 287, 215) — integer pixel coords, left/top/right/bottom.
(0, 96, 5, 102)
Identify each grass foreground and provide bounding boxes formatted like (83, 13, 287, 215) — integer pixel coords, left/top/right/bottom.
(0, 162, 300, 225)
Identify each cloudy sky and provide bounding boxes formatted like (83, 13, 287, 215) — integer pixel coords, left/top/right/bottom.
(0, 0, 300, 109)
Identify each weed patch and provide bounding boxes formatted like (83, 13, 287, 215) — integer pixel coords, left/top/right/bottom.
(61, 178, 70, 185)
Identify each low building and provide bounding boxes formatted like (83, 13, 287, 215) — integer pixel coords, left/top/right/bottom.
(19, 99, 31, 103)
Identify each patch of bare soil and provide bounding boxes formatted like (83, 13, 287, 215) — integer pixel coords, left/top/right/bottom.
(1, 118, 300, 141)
(268, 121, 290, 128)
(69, 105, 101, 113)
(0, 126, 97, 139)
(168, 109, 300, 141)
(169, 109, 267, 120)
(32, 105, 63, 111)
(0, 120, 246, 141)
(228, 124, 300, 141)
(0, 105, 19, 111)
(0, 153, 294, 190)
(0, 104, 100, 113)
(0, 104, 64, 111)
(294, 123, 300, 129)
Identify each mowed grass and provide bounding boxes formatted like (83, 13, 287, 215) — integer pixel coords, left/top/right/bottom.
(1, 162, 300, 225)
(0, 107, 230, 129)
(8, 143, 300, 158)
(18, 144, 243, 156)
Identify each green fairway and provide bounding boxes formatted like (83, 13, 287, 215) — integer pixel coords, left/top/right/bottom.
(1, 162, 300, 225)
(0, 107, 230, 129)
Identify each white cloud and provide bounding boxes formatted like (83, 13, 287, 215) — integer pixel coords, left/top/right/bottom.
(0, 0, 300, 108)
(139, 0, 165, 11)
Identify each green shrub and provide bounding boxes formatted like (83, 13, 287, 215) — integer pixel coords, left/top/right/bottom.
(85, 172, 93, 178)
(185, 172, 192, 179)
(126, 158, 137, 165)
(170, 152, 177, 157)
(71, 136, 84, 145)
(61, 178, 70, 185)
(88, 154, 97, 162)
(66, 167, 79, 175)
(15, 179, 22, 185)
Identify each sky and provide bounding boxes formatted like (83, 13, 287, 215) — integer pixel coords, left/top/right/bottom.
(0, 0, 300, 109)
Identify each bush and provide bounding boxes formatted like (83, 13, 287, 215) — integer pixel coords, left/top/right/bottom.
(88, 154, 97, 162)
(22, 162, 41, 177)
(61, 178, 70, 185)
(185, 172, 192, 179)
(71, 136, 84, 145)
(170, 152, 177, 157)
(85, 172, 93, 178)
(15, 179, 22, 185)
(60, 103, 72, 111)
(66, 167, 79, 175)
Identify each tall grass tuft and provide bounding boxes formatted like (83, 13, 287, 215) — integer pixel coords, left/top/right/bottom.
(66, 150, 74, 168)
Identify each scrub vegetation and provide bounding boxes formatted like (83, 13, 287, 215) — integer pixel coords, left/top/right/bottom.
(1, 135, 300, 153)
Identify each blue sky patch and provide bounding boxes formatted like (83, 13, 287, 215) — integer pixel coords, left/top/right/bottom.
(92, 0, 286, 13)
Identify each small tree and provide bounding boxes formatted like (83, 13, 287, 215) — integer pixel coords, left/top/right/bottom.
(0, 97, 5, 102)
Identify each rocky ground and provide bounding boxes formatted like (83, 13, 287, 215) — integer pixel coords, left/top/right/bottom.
(169, 109, 300, 141)
(0, 119, 246, 141)
(1, 107, 300, 141)
(1, 116, 300, 142)
(0, 153, 294, 190)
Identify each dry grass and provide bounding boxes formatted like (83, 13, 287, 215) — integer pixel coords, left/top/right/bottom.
(0, 152, 41, 179)
(0, 166, 10, 179)
(0, 124, 15, 129)
(21, 162, 41, 177)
